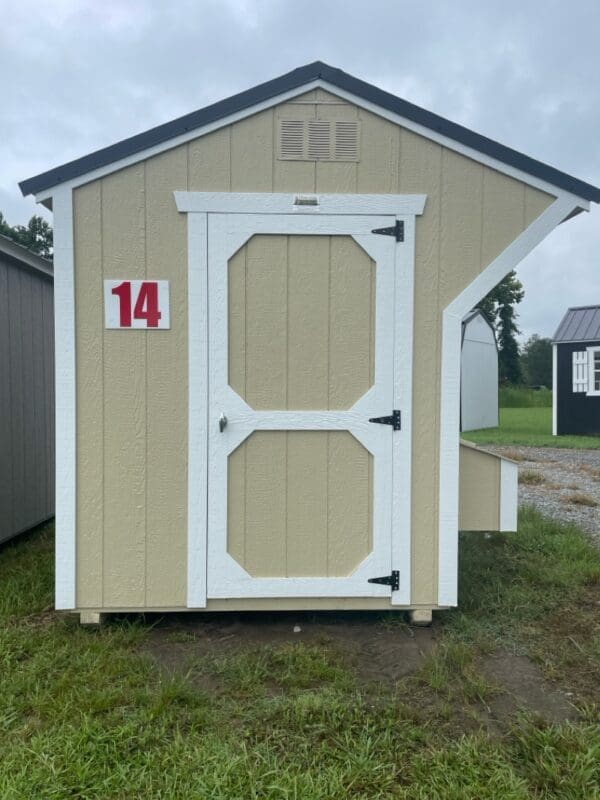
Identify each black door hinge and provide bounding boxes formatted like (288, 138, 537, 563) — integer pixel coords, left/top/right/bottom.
(369, 410, 401, 430)
(368, 571, 400, 591)
(371, 220, 404, 242)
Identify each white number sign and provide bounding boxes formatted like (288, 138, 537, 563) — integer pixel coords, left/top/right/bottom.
(104, 280, 170, 329)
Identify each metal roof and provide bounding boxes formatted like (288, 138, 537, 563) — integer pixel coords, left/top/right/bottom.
(20, 61, 600, 202)
(0, 234, 53, 280)
(553, 306, 600, 343)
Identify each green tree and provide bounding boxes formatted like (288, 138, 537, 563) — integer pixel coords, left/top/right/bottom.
(521, 335, 552, 387)
(479, 271, 524, 384)
(0, 212, 53, 259)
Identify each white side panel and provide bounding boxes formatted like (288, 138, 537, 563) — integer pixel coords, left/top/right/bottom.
(187, 214, 208, 608)
(500, 458, 518, 532)
(53, 187, 76, 610)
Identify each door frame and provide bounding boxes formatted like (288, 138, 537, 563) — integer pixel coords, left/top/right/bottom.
(175, 191, 427, 608)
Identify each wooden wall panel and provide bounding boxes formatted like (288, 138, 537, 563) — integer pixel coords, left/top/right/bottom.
(228, 431, 372, 578)
(398, 130, 443, 604)
(144, 148, 188, 607)
(101, 165, 147, 607)
(75, 181, 104, 606)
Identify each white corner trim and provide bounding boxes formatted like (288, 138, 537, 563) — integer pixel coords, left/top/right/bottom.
(499, 458, 518, 532)
(175, 191, 427, 216)
(34, 78, 593, 211)
(187, 213, 209, 608)
(53, 187, 76, 610)
(552, 344, 558, 435)
(438, 193, 580, 607)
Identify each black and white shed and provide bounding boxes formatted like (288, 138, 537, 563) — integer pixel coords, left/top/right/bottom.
(552, 305, 600, 436)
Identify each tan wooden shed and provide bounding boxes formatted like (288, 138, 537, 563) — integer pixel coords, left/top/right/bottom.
(20, 62, 599, 624)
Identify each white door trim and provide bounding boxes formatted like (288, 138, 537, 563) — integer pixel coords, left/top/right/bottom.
(180, 192, 423, 607)
(438, 193, 581, 607)
(186, 212, 209, 608)
(175, 192, 427, 216)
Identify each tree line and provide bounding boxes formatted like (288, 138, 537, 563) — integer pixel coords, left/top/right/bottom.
(480, 272, 552, 389)
(0, 212, 53, 259)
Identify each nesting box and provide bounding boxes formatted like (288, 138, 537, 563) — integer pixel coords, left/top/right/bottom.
(20, 62, 599, 622)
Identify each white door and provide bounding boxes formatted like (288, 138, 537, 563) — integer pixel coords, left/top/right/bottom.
(206, 212, 400, 599)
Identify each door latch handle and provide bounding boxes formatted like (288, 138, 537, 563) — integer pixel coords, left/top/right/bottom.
(219, 413, 228, 433)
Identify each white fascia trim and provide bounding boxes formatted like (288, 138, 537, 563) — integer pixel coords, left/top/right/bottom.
(499, 458, 518, 532)
(187, 213, 209, 608)
(53, 187, 77, 609)
(438, 193, 580, 607)
(552, 344, 558, 435)
(175, 192, 427, 216)
(34, 79, 591, 211)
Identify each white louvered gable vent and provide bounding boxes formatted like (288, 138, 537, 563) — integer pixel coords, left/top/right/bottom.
(279, 119, 304, 160)
(334, 121, 359, 160)
(278, 118, 360, 162)
(308, 120, 331, 160)
(572, 351, 588, 393)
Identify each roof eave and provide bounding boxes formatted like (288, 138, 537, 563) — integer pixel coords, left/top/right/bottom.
(19, 60, 600, 204)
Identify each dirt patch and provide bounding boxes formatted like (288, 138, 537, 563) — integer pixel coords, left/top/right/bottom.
(143, 611, 438, 689)
(142, 612, 580, 729)
(481, 654, 577, 725)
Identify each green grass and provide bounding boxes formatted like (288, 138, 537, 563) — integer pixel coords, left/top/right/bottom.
(464, 407, 600, 449)
(499, 386, 552, 408)
(0, 517, 598, 798)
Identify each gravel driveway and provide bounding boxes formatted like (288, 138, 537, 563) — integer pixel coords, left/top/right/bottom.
(484, 446, 600, 547)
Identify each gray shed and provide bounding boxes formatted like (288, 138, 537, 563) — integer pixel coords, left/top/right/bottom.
(461, 309, 499, 432)
(0, 235, 54, 544)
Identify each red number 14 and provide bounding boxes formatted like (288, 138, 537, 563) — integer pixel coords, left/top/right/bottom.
(111, 281, 162, 328)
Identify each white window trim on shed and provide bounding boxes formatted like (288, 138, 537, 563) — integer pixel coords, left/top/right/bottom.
(43, 79, 590, 610)
(586, 346, 600, 396)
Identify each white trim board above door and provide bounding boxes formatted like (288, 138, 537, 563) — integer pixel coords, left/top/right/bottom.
(178, 192, 424, 608)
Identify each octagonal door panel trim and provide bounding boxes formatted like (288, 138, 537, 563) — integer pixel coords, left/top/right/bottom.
(206, 213, 403, 600)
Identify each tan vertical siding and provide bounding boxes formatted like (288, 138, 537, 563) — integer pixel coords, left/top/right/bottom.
(459, 444, 501, 531)
(144, 148, 188, 607)
(75, 181, 104, 606)
(101, 165, 147, 607)
(73, 90, 555, 610)
(398, 129, 443, 604)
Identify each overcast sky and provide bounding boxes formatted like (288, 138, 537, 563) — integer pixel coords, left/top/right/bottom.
(2, 0, 598, 340)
